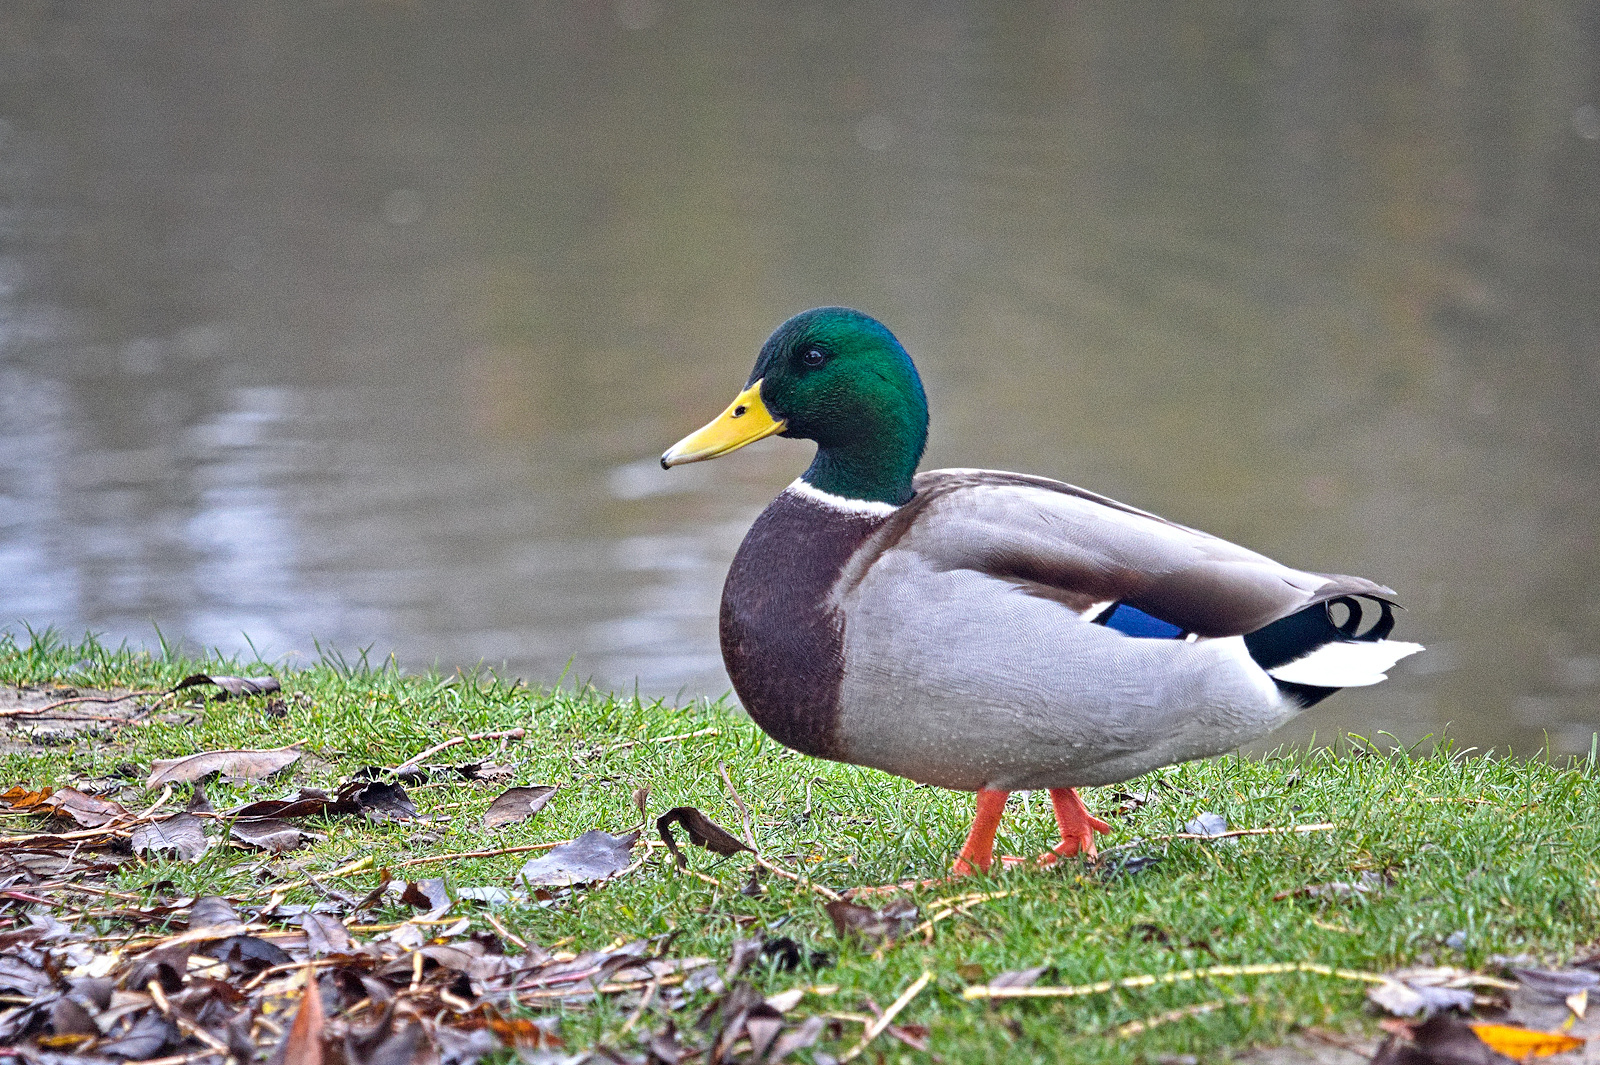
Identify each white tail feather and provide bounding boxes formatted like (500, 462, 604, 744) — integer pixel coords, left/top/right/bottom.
(1267, 639, 1424, 688)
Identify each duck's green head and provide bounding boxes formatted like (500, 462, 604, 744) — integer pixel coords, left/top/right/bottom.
(661, 307, 929, 506)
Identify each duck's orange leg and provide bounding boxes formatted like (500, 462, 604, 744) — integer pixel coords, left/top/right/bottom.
(951, 789, 1010, 875)
(1039, 787, 1111, 864)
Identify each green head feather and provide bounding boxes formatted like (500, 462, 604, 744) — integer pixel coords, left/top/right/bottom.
(749, 307, 929, 506)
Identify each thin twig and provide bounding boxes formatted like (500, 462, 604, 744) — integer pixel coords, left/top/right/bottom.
(385, 840, 566, 871)
(910, 891, 1010, 946)
(839, 971, 934, 1063)
(962, 961, 1386, 1000)
(1116, 994, 1255, 1037)
(485, 912, 529, 951)
(1097, 822, 1336, 857)
(610, 977, 660, 1042)
(30, 882, 153, 902)
(0, 688, 169, 718)
(716, 762, 757, 851)
(754, 856, 844, 901)
(394, 727, 528, 773)
(271, 854, 375, 894)
(511, 974, 688, 1000)
(716, 762, 843, 902)
(846, 876, 954, 899)
(239, 955, 361, 992)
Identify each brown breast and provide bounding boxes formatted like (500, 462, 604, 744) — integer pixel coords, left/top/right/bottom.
(719, 489, 890, 760)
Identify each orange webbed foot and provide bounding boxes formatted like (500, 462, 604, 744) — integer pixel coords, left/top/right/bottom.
(951, 788, 1010, 876)
(1035, 787, 1111, 866)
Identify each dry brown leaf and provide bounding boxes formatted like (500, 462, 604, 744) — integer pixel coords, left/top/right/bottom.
(824, 898, 920, 943)
(172, 673, 283, 699)
(147, 744, 302, 785)
(517, 829, 638, 886)
(279, 966, 325, 1065)
(130, 813, 209, 861)
(483, 785, 557, 829)
(34, 787, 131, 827)
(656, 806, 753, 868)
(230, 817, 308, 852)
(0, 784, 54, 809)
(1468, 1023, 1585, 1059)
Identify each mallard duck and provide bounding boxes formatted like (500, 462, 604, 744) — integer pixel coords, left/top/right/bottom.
(661, 307, 1422, 875)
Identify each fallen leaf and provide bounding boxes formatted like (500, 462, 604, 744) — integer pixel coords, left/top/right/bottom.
(824, 898, 919, 943)
(147, 744, 302, 785)
(768, 1015, 825, 1062)
(203, 934, 294, 976)
(230, 817, 308, 852)
(298, 913, 353, 956)
(1183, 812, 1228, 836)
(96, 1012, 179, 1059)
(398, 879, 452, 919)
(886, 1021, 930, 1052)
(1369, 978, 1477, 1018)
(1469, 1023, 1585, 1059)
(456, 886, 519, 906)
(0, 785, 54, 810)
(233, 788, 359, 820)
(765, 988, 805, 1013)
(1512, 967, 1600, 999)
(656, 806, 754, 868)
(1373, 1015, 1515, 1065)
(339, 779, 417, 822)
(517, 829, 639, 886)
(279, 967, 325, 1065)
(131, 813, 209, 861)
(172, 673, 283, 699)
(0, 953, 56, 997)
(988, 966, 1048, 989)
(483, 785, 557, 829)
(484, 1012, 563, 1050)
(190, 896, 241, 928)
(34, 787, 130, 827)
(186, 777, 216, 814)
(747, 1015, 784, 1060)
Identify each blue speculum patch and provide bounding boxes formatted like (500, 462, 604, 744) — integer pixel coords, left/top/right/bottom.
(1100, 603, 1186, 639)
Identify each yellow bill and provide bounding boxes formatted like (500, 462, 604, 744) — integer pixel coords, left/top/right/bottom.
(660, 380, 786, 467)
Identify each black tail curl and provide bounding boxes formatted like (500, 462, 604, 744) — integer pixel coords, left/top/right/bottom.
(1243, 595, 1396, 708)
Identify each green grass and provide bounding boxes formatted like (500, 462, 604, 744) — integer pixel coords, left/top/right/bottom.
(4, 627, 1599, 1063)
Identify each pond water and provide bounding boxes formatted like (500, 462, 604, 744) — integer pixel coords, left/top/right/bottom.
(3, 2, 1599, 755)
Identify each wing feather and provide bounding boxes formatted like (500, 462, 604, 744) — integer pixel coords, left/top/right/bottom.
(841, 468, 1394, 638)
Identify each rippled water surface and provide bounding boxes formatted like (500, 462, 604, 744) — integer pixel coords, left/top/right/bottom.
(4, 2, 1599, 754)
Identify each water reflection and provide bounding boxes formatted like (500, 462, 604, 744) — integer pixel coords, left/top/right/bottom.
(1, 2, 1597, 754)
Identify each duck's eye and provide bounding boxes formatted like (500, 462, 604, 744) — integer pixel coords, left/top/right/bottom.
(802, 348, 826, 367)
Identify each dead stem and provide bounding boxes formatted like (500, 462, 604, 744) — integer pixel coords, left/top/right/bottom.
(0, 688, 170, 718)
(716, 761, 842, 902)
(393, 727, 528, 773)
(839, 971, 934, 1063)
